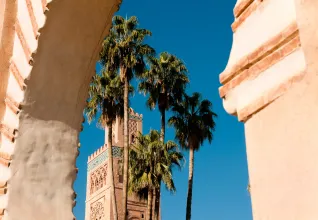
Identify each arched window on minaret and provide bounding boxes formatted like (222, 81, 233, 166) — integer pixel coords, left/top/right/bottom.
(102, 164, 107, 185)
(95, 177, 99, 190)
(99, 176, 103, 189)
(90, 176, 95, 195)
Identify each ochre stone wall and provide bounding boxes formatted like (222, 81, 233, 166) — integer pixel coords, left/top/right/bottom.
(220, 0, 318, 219)
(0, 0, 121, 219)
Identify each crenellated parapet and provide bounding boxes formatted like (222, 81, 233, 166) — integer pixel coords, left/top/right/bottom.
(129, 107, 143, 121)
(87, 145, 107, 164)
(87, 144, 122, 171)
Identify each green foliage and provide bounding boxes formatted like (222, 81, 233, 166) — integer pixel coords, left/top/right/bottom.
(100, 15, 155, 83)
(128, 130, 184, 199)
(99, 16, 155, 218)
(139, 52, 189, 111)
(87, 14, 219, 219)
(169, 92, 217, 220)
(85, 69, 124, 127)
(168, 92, 217, 150)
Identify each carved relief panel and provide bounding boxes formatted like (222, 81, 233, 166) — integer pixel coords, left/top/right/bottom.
(90, 163, 108, 195)
(90, 200, 105, 220)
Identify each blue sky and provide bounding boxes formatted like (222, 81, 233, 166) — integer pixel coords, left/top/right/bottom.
(74, 0, 252, 219)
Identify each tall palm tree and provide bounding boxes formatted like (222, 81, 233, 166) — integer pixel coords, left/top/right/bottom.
(139, 52, 188, 219)
(100, 15, 155, 219)
(168, 92, 217, 220)
(129, 130, 184, 220)
(139, 52, 189, 141)
(128, 133, 157, 220)
(85, 69, 125, 220)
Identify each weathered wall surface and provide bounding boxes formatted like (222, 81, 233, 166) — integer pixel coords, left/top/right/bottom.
(0, 0, 5, 46)
(219, 0, 318, 219)
(0, 0, 17, 133)
(0, 0, 121, 219)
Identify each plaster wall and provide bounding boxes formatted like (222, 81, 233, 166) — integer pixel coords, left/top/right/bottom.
(16, 0, 37, 52)
(220, 0, 318, 219)
(222, 0, 300, 116)
(245, 69, 318, 219)
(245, 7, 318, 212)
(231, 48, 306, 114)
(0, 0, 5, 41)
(0, 0, 121, 219)
(0, 0, 16, 123)
(227, 0, 296, 72)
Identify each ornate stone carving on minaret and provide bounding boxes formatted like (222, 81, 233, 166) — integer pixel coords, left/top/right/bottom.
(90, 201, 105, 220)
(85, 108, 147, 220)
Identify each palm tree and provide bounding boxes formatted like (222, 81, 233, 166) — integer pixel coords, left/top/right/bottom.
(168, 92, 217, 220)
(129, 130, 184, 220)
(129, 133, 156, 220)
(139, 52, 188, 219)
(100, 15, 155, 219)
(139, 52, 189, 141)
(85, 69, 125, 220)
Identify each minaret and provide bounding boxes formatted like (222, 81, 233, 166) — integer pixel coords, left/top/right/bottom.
(85, 108, 147, 220)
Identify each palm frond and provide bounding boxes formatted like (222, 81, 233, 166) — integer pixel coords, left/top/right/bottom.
(169, 92, 217, 151)
(138, 52, 189, 112)
(128, 130, 184, 196)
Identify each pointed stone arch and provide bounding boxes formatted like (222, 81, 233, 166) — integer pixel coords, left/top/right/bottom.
(0, 0, 121, 219)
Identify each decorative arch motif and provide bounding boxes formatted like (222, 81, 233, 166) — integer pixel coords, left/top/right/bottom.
(90, 163, 108, 195)
(90, 201, 105, 220)
(129, 119, 137, 144)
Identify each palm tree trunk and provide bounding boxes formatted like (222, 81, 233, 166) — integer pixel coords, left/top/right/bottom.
(154, 183, 161, 220)
(122, 76, 129, 220)
(186, 146, 194, 220)
(107, 125, 118, 220)
(152, 188, 157, 220)
(160, 108, 165, 142)
(147, 188, 153, 220)
(153, 108, 165, 220)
